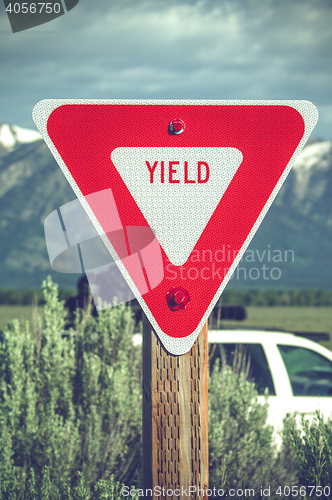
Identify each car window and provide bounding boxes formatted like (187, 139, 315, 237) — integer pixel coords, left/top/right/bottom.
(278, 345, 332, 397)
(209, 343, 276, 396)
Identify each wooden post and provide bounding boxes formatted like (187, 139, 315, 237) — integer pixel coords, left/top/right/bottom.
(143, 314, 209, 499)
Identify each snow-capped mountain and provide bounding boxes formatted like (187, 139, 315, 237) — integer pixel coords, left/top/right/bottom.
(0, 126, 331, 290)
(275, 139, 332, 226)
(0, 123, 42, 151)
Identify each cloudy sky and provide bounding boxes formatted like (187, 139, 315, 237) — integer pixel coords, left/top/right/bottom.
(0, 0, 332, 138)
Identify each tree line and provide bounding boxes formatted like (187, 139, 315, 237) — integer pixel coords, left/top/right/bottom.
(1, 287, 332, 307)
(0, 288, 74, 305)
(219, 289, 332, 307)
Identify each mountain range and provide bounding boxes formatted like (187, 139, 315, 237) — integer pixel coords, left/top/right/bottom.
(0, 122, 331, 291)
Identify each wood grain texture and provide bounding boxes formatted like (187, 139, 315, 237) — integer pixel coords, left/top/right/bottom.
(143, 314, 208, 500)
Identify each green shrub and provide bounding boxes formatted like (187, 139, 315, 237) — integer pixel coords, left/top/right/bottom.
(209, 363, 298, 498)
(5, 277, 328, 499)
(285, 411, 332, 494)
(0, 276, 142, 498)
(0, 468, 131, 500)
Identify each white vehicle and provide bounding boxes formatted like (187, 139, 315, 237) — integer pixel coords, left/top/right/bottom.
(134, 329, 332, 431)
(209, 329, 332, 432)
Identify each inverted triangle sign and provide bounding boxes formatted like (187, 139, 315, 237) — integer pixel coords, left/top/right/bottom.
(33, 100, 318, 355)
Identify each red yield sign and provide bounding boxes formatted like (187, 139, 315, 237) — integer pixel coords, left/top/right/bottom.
(33, 100, 318, 354)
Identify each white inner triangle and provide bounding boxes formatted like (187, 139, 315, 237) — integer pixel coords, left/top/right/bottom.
(111, 147, 243, 266)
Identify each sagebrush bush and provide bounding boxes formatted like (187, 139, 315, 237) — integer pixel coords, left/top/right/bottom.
(0, 277, 142, 498)
(0, 468, 131, 500)
(3, 277, 327, 499)
(285, 411, 332, 494)
(209, 362, 298, 498)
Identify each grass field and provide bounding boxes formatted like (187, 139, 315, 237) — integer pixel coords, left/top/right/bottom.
(0, 305, 39, 331)
(1, 305, 332, 350)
